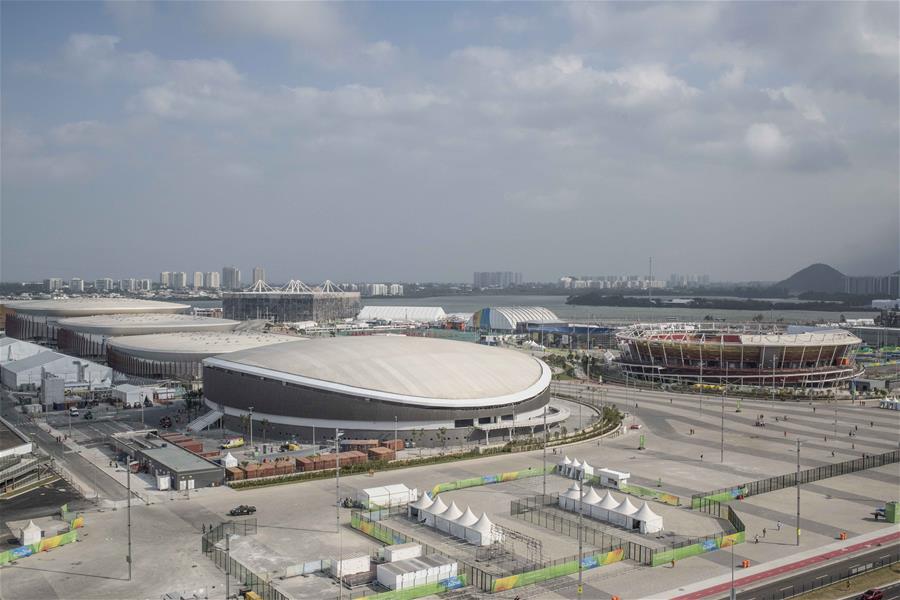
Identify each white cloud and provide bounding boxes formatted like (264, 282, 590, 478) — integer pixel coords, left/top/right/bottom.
(51, 120, 112, 145)
(745, 123, 790, 161)
(495, 14, 535, 34)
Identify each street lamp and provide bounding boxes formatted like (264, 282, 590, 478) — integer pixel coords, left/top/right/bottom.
(248, 406, 254, 451)
(335, 428, 345, 600)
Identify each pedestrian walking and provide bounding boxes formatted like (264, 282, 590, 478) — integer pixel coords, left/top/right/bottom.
(754, 535, 759, 543)
(763, 528, 767, 538)
(813, 407, 816, 413)
(776, 521, 782, 531)
(855, 424, 858, 431)
(784, 431, 787, 437)
(700, 453, 704, 462)
(831, 450, 835, 457)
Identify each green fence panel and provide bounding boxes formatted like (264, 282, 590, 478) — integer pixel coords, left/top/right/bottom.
(367, 574, 467, 600)
(491, 548, 624, 592)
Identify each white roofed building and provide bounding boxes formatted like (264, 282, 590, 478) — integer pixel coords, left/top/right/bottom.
(357, 306, 447, 324)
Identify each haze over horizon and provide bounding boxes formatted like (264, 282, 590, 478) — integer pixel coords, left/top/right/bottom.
(2, 2, 898, 283)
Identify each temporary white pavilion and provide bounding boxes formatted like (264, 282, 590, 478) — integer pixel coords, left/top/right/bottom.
(449, 507, 479, 539)
(464, 513, 501, 547)
(609, 497, 639, 527)
(435, 502, 463, 533)
(408, 493, 434, 521)
(632, 502, 664, 534)
(422, 496, 448, 527)
(558, 483, 582, 511)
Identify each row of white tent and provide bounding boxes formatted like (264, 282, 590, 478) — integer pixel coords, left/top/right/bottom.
(558, 484, 664, 534)
(408, 494, 501, 547)
(558, 455, 630, 489)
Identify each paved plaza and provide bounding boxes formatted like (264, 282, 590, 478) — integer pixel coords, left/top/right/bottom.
(2, 383, 898, 599)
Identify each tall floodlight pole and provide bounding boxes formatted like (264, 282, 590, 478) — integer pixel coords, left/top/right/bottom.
(729, 538, 735, 600)
(248, 406, 254, 450)
(699, 359, 704, 417)
(833, 406, 837, 439)
(225, 531, 231, 600)
(394, 416, 398, 445)
(542, 405, 548, 497)
(127, 463, 132, 581)
(577, 470, 585, 597)
(721, 361, 727, 463)
(335, 428, 344, 600)
(796, 439, 801, 546)
(772, 353, 777, 403)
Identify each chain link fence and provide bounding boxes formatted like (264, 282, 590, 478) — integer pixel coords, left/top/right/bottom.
(200, 519, 289, 600)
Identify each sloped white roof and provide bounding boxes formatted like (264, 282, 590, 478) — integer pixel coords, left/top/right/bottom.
(582, 487, 603, 505)
(571, 458, 582, 469)
(632, 502, 662, 523)
(559, 455, 572, 466)
(613, 497, 639, 515)
(471, 513, 495, 534)
(456, 507, 479, 527)
(442, 502, 463, 521)
(425, 496, 448, 515)
(598, 492, 619, 510)
(23, 520, 41, 534)
(410, 494, 434, 511)
(561, 484, 582, 500)
(357, 306, 447, 323)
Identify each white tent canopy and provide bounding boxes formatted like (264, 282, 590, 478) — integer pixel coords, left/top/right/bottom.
(582, 486, 603, 505)
(632, 502, 664, 534)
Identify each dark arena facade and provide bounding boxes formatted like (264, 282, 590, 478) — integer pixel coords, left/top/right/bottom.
(202, 335, 561, 445)
(616, 323, 863, 388)
(222, 280, 360, 323)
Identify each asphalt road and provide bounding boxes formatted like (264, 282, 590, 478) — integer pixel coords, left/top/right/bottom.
(1, 390, 129, 501)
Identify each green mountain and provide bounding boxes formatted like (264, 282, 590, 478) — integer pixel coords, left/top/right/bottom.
(777, 263, 846, 294)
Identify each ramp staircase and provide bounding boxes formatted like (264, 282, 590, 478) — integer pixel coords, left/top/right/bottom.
(186, 409, 224, 432)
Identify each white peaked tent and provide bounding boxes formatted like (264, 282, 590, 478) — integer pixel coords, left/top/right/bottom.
(632, 502, 664, 534)
(408, 493, 434, 520)
(422, 496, 448, 527)
(558, 455, 572, 474)
(465, 513, 501, 547)
(20, 520, 41, 545)
(559, 483, 582, 511)
(436, 502, 463, 533)
(609, 497, 638, 526)
(449, 506, 479, 538)
(589, 490, 617, 521)
(581, 460, 595, 478)
(569, 458, 582, 478)
(582, 486, 603, 506)
(222, 452, 238, 468)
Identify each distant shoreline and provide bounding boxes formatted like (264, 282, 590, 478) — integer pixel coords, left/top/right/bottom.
(566, 293, 878, 313)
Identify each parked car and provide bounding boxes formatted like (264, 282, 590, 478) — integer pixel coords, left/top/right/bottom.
(68, 407, 79, 417)
(222, 437, 245, 449)
(859, 590, 883, 600)
(83, 411, 93, 420)
(228, 505, 256, 516)
(629, 424, 642, 430)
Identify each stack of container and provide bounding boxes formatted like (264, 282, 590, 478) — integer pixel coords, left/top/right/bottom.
(375, 555, 457, 591)
(368, 447, 395, 462)
(295, 456, 314, 472)
(225, 467, 244, 481)
(243, 463, 260, 479)
(274, 458, 295, 475)
(313, 454, 338, 471)
(258, 461, 275, 478)
(381, 439, 404, 452)
(339, 450, 368, 466)
(342, 439, 379, 452)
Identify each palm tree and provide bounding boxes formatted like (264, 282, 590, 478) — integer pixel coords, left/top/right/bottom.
(261, 419, 270, 444)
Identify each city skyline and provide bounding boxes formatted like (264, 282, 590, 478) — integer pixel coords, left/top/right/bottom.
(2, 2, 898, 282)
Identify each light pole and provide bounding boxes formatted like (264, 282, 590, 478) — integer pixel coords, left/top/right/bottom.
(796, 439, 801, 546)
(127, 461, 132, 581)
(225, 531, 231, 600)
(248, 406, 254, 451)
(542, 405, 548, 497)
(394, 416, 398, 445)
(335, 428, 344, 600)
(729, 536, 735, 600)
(577, 470, 585, 597)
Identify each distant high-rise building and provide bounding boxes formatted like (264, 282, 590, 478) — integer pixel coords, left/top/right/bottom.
(252, 266, 266, 285)
(845, 274, 900, 296)
(160, 272, 171, 288)
(69, 278, 84, 292)
(365, 283, 389, 296)
(473, 272, 522, 289)
(222, 266, 241, 290)
(44, 278, 63, 292)
(389, 284, 404, 296)
(205, 271, 221, 289)
(192, 272, 204, 289)
(120, 278, 137, 292)
(139, 279, 152, 291)
(172, 272, 188, 289)
(95, 278, 113, 292)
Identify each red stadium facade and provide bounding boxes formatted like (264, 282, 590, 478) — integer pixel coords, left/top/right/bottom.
(616, 323, 863, 388)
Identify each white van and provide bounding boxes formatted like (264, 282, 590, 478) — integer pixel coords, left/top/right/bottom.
(69, 407, 79, 417)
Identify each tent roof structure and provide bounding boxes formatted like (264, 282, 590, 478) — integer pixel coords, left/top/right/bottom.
(442, 502, 463, 521)
(597, 492, 620, 510)
(471, 513, 495, 534)
(410, 493, 434, 511)
(633, 502, 662, 523)
(614, 497, 639, 515)
(456, 507, 479, 527)
(582, 487, 603, 505)
(425, 496, 448, 515)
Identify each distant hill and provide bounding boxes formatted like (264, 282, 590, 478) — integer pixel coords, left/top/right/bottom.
(777, 263, 846, 294)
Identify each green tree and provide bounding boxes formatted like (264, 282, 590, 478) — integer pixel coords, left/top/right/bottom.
(436, 427, 448, 454)
(261, 418, 270, 444)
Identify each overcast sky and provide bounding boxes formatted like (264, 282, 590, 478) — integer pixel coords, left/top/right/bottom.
(2, 1, 898, 284)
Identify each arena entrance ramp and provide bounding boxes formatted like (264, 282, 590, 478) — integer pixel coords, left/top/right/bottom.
(186, 410, 223, 432)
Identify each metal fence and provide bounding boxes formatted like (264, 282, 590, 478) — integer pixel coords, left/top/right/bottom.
(200, 519, 289, 600)
(513, 493, 746, 567)
(753, 546, 900, 600)
(692, 449, 900, 507)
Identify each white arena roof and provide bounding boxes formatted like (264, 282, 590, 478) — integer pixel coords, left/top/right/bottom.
(58, 313, 239, 336)
(2, 298, 189, 317)
(203, 335, 551, 407)
(357, 306, 447, 323)
(107, 331, 296, 361)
